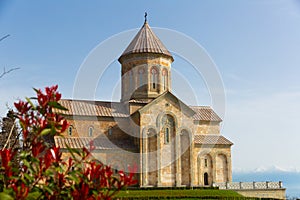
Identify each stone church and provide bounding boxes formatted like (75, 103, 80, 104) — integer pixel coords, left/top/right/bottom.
(55, 19, 233, 187)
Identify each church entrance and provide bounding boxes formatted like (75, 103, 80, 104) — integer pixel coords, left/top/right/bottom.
(204, 172, 209, 186)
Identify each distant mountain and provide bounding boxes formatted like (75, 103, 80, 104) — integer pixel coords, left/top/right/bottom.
(233, 168, 300, 198)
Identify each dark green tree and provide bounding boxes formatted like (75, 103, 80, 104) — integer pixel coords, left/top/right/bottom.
(0, 110, 20, 166)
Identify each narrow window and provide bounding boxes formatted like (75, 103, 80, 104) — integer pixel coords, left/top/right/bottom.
(88, 127, 93, 137)
(108, 127, 113, 136)
(165, 127, 169, 144)
(204, 159, 208, 167)
(162, 69, 168, 90)
(68, 126, 72, 136)
(151, 67, 158, 90)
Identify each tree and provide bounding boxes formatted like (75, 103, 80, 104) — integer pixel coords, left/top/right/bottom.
(0, 110, 20, 167)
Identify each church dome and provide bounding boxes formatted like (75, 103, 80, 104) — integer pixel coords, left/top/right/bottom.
(118, 21, 174, 62)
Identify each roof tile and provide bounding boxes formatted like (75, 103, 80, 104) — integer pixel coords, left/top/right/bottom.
(194, 135, 233, 145)
(58, 99, 128, 117)
(54, 136, 136, 150)
(190, 106, 222, 122)
(119, 22, 173, 60)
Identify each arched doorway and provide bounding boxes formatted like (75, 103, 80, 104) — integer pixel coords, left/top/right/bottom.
(198, 154, 213, 186)
(204, 172, 209, 186)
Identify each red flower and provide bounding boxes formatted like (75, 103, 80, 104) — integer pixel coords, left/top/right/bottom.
(0, 149, 13, 177)
(44, 147, 61, 169)
(12, 182, 29, 200)
(32, 141, 45, 157)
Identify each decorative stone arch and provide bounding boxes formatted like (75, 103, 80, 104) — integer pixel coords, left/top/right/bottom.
(155, 112, 177, 186)
(142, 125, 158, 138)
(141, 126, 159, 186)
(138, 67, 145, 89)
(150, 66, 159, 91)
(156, 111, 179, 132)
(197, 152, 213, 186)
(179, 128, 192, 186)
(178, 126, 193, 141)
(215, 153, 229, 183)
(161, 68, 168, 91)
(147, 128, 158, 186)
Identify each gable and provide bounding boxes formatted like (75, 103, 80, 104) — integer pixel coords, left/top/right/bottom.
(136, 91, 196, 117)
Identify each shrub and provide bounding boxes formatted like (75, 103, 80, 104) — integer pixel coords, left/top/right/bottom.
(0, 85, 136, 200)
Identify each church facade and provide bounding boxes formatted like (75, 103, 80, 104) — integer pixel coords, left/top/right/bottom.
(55, 20, 233, 187)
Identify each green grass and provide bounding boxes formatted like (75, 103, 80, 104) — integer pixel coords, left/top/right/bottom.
(114, 189, 246, 199)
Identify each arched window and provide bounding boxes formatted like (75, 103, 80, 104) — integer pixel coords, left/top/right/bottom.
(138, 68, 144, 88)
(162, 115, 174, 144)
(68, 126, 72, 136)
(151, 67, 158, 90)
(88, 126, 93, 137)
(108, 127, 113, 136)
(162, 69, 168, 90)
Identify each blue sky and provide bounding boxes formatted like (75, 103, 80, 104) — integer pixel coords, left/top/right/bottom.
(1, 0, 300, 175)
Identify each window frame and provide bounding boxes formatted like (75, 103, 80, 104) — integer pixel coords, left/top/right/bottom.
(88, 126, 93, 137)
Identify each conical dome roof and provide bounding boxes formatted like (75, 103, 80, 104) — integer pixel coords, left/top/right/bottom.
(118, 21, 174, 62)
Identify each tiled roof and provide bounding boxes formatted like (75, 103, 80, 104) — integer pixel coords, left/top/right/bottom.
(58, 99, 128, 117)
(194, 135, 233, 145)
(54, 136, 136, 150)
(119, 22, 173, 61)
(58, 100, 221, 122)
(190, 106, 222, 122)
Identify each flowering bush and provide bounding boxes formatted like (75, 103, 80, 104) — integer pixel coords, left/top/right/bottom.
(0, 85, 136, 200)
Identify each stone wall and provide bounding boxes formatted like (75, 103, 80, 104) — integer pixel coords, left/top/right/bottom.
(193, 145, 232, 186)
(139, 95, 194, 187)
(64, 116, 131, 140)
(194, 121, 220, 134)
(214, 182, 286, 200)
(236, 189, 286, 200)
(120, 53, 172, 101)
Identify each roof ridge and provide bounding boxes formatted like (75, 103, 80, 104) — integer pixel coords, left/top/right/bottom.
(60, 99, 122, 104)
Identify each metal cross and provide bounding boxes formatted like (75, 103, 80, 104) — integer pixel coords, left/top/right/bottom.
(144, 12, 147, 22)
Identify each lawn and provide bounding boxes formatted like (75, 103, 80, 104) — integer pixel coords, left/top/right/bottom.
(115, 189, 247, 199)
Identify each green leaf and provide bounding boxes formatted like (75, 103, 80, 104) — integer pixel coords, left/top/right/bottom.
(26, 191, 42, 200)
(24, 173, 34, 182)
(40, 128, 51, 136)
(48, 101, 68, 111)
(26, 97, 36, 109)
(43, 185, 54, 195)
(0, 192, 14, 200)
(33, 87, 39, 93)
